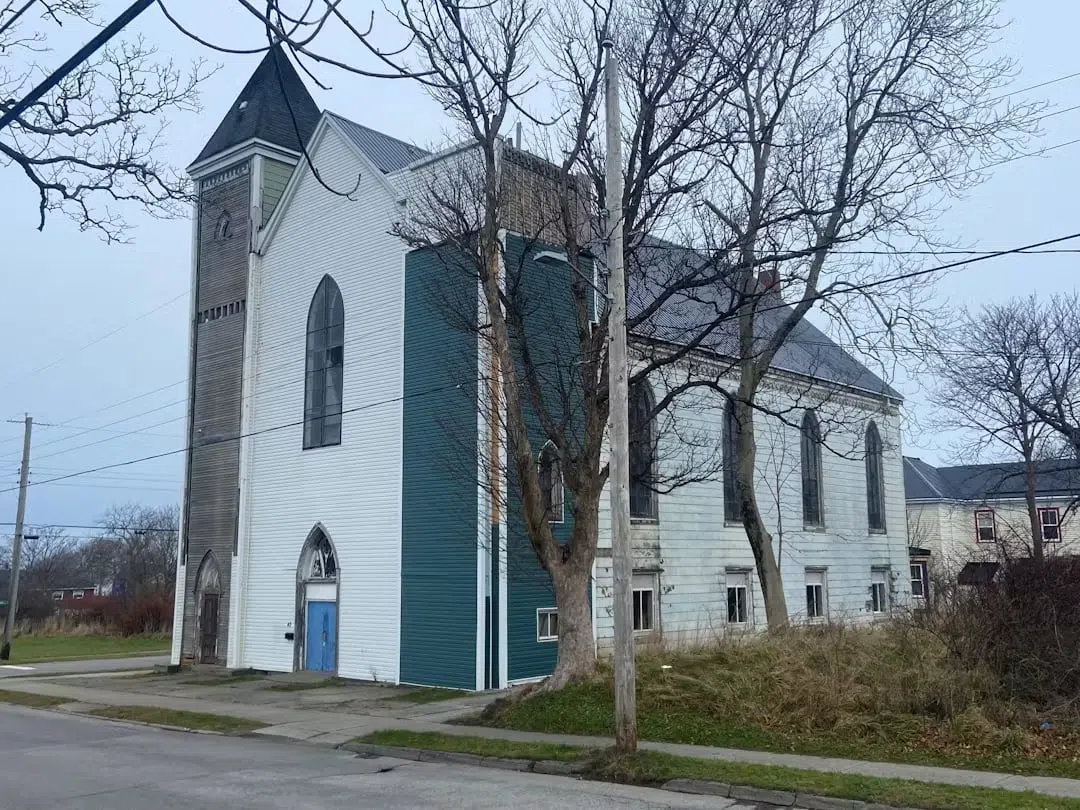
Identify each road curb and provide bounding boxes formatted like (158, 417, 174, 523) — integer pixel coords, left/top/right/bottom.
(338, 742, 917, 810)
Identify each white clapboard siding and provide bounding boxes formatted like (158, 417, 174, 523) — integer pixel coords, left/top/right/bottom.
(238, 123, 406, 681)
(595, 376, 910, 650)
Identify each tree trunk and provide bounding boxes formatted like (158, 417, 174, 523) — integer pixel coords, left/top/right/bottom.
(734, 397, 790, 629)
(1024, 456, 1043, 562)
(542, 556, 596, 691)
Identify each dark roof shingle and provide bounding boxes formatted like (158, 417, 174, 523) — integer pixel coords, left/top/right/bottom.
(191, 46, 321, 167)
(904, 457, 1080, 501)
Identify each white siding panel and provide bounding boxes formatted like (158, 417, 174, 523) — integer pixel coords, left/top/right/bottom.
(596, 376, 910, 651)
(240, 125, 405, 681)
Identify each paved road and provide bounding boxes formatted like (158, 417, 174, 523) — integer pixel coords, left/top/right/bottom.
(0, 655, 168, 678)
(0, 704, 776, 809)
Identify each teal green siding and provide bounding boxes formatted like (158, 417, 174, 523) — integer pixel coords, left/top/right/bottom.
(400, 246, 479, 689)
(261, 159, 294, 226)
(503, 234, 592, 682)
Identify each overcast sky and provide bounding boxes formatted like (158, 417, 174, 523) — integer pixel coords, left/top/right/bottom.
(0, 0, 1076, 536)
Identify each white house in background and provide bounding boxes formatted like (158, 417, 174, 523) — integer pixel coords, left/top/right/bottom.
(171, 47, 912, 691)
(904, 457, 1080, 591)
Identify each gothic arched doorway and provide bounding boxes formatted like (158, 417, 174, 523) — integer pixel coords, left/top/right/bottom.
(194, 551, 222, 664)
(296, 525, 339, 673)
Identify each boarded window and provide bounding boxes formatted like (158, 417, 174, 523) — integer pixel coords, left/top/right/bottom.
(628, 382, 656, 519)
(801, 409, 824, 526)
(304, 276, 345, 449)
(538, 441, 564, 522)
(865, 422, 886, 532)
(723, 395, 741, 523)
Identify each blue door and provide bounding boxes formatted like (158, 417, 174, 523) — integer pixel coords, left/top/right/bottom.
(305, 601, 337, 672)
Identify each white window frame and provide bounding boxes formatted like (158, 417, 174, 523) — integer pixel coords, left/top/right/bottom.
(73, 590, 84, 600)
(1040, 507, 1061, 542)
(632, 573, 658, 633)
(870, 568, 889, 615)
(537, 608, 559, 642)
(51, 591, 63, 601)
(805, 569, 827, 622)
(726, 569, 751, 627)
(975, 509, 996, 543)
(910, 562, 928, 600)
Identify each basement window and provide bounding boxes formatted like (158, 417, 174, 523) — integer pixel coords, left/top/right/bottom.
(537, 608, 558, 642)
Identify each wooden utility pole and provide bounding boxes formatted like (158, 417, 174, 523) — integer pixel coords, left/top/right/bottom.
(604, 38, 637, 753)
(1, 415, 33, 660)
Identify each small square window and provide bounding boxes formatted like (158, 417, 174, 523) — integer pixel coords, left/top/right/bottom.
(806, 569, 827, 621)
(870, 569, 888, 614)
(975, 509, 996, 543)
(51, 592, 62, 601)
(726, 570, 750, 625)
(537, 608, 558, 642)
(1040, 507, 1061, 542)
(73, 590, 84, 600)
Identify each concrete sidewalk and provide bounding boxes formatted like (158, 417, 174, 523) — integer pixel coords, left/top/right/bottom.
(3, 675, 1080, 800)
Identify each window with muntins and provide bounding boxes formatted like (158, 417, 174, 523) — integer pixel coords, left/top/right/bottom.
(910, 562, 928, 599)
(975, 509, 996, 543)
(723, 395, 741, 522)
(538, 441, 564, 522)
(537, 608, 559, 641)
(806, 569, 826, 621)
(1040, 507, 1061, 542)
(727, 570, 750, 625)
(632, 573, 657, 632)
(304, 275, 344, 449)
(801, 409, 824, 526)
(870, 568, 888, 614)
(629, 382, 657, 519)
(865, 421, 886, 532)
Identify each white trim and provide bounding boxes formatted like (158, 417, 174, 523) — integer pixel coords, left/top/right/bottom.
(396, 139, 476, 174)
(187, 138, 300, 179)
(591, 559, 598, 653)
(534, 250, 568, 264)
(306, 582, 337, 601)
(476, 257, 492, 691)
(506, 675, 546, 687)
(497, 228, 509, 689)
(536, 607, 559, 642)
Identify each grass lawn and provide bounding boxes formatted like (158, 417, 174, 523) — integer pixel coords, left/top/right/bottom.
(0, 689, 69, 708)
(356, 730, 1080, 810)
(7, 634, 170, 664)
(89, 706, 266, 734)
(395, 688, 471, 704)
(479, 629, 1080, 781)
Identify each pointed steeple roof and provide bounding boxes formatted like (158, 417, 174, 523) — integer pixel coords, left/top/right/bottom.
(190, 45, 321, 168)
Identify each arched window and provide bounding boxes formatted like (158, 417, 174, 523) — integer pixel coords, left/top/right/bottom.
(214, 211, 231, 240)
(865, 421, 886, 532)
(629, 381, 657, 519)
(302, 526, 337, 581)
(304, 276, 344, 449)
(801, 409, 824, 526)
(537, 441, 564, 522)
(722, 395, 741, 522)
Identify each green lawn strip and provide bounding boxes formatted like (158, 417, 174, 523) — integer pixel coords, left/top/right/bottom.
(395, 688, 471, 704)
(8, 634, 171, 664)
(358, 730, 585, 762)
(88, 706, 266, 734)
(0, 689, 69, 708)
(485, 683, 1080, 780)
(592, 750, 1080, 810)
(356, 731, 1080, 810)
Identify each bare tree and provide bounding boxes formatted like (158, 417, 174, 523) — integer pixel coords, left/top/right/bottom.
(1, 1, 211, 240)
(95, 503, 179, 595)
(930, 303, 1054, 559)
(234, 0, 1036, 680)
(1, 527, 80, 589)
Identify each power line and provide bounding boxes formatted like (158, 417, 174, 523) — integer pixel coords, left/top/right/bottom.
(0, 381, 465, 495)
(0, 522, 177, 532)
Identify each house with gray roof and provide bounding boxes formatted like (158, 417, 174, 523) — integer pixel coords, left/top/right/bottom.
(904, 457, 1080, 589)
(171, 48, 912, 689)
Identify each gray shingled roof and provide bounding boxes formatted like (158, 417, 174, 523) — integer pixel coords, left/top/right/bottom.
(327, 112, 429, 173)
(623, 237, 899, 398)
(904, 457, 1080, 501)
(191, 46, 321, 167)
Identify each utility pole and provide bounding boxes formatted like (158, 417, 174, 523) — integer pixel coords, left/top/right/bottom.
(604, 38, 637, 753)
(1, 415, 32, 660)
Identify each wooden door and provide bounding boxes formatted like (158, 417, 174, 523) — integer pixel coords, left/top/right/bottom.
(199, 593, 219, 663)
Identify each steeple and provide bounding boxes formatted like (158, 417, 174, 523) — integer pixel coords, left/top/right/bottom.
(190, 44, 321, 169)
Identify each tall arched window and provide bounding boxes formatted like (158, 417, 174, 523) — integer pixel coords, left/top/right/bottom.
(538, 441, 564, 522)
(722, 395, 741, 522)
(865, 421, 886, 532)
(801, 409, 824, 526)
(629, 381, 657, 518)
(304, 275, 344, 449)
